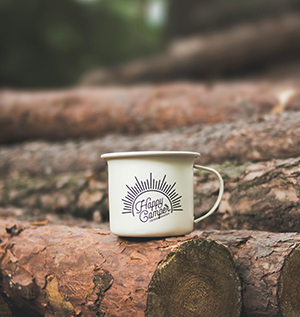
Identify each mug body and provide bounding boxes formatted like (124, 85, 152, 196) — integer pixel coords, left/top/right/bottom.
(102, 151, 200, 237)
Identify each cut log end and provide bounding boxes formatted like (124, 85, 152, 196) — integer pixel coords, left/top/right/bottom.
(146, 238, 242, 317)
(278, 244, 300, 317)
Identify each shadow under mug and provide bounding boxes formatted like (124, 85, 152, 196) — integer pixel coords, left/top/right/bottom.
(101, 151, 224, 237)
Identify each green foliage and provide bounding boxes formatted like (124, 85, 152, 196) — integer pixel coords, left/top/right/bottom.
(0, 0, 165, 88)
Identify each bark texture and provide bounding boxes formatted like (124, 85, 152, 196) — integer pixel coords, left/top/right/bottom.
(1, 155, 300, 233)
(1, 81, 300, 143)
(194, 156, 300, 232)
(0, 220, 241, 317)
(0, 220, 300, 316)
(0, 170, 109, 223)
(201, 230, 300, 317)
(2, 111, 300, 178)
(81, 14, 300, 85)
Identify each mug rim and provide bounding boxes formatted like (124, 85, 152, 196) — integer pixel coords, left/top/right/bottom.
(101, 151, 200, 160)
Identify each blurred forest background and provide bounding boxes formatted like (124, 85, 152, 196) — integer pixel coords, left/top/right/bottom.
(1, 0, 300, 89)
(0, 0, 167, 88)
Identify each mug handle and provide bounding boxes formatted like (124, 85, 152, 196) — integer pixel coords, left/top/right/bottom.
(193, 165, 224, 224)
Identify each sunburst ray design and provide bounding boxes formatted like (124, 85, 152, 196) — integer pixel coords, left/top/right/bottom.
(122, 173, 183, 216)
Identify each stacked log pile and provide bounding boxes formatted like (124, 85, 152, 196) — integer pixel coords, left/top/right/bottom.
(1, 79, 300, 316)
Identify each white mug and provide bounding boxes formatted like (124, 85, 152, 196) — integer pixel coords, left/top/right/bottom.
(101, 151, 224, 237)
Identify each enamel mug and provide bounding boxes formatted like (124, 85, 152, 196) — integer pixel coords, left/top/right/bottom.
(101, 151, 224, 237)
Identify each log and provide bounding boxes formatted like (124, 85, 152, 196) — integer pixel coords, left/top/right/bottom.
(146, 238, 241, 317)
(1, 81, 300, 144)
(201, 230, 300, 317)
(278, 244, 300, 316)
(1, 220, 300, 316)
(0, 171, 109, 223)
(1, 110, 300, 178)
(166, 0, 300, 39)
(1, 154, 300, 233)
(0, 220, 242, 317)
(194, 156, 300, 232)
(81, 14, 300, 85)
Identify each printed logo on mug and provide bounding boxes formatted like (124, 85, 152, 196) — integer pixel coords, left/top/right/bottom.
(101, 151, 224, 237)
(123, 173, 183, 223)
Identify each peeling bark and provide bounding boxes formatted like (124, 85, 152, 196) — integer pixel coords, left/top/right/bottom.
(1, 81, 300, 144)
(0, 220, 299, 316)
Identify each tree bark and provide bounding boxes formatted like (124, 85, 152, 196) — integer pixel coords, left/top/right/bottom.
(1, 154, 300, 233)
(0, 220, 241, 317)
(200, 230, 300, 317)
(81, 14, 300, 85)
(0, 171, 109, 223)
(1, 110, 300, 178)
(0, 220, 300, 316)
(194, 156, 300, 233)
(1, 81, 300, 144)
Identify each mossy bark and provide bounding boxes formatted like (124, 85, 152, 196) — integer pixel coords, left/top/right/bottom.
(0, 171, 108, 223)
(1, 156, 300, 232)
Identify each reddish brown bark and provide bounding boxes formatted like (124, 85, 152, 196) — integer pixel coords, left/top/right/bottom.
(201, 230, 300, 317)
(0, 220, 241, 317)
(0, 220, 299, 317)
(1, 81, 300, 144)
(1, 111, 300, 178)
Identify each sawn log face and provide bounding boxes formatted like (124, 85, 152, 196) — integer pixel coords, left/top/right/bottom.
(0, 220, 300, 316)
